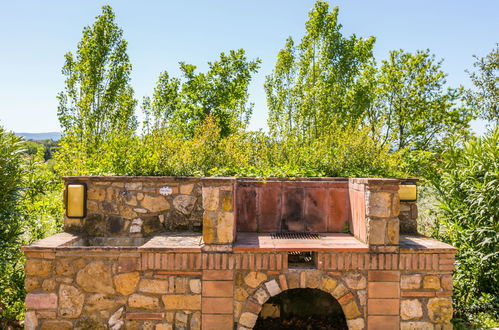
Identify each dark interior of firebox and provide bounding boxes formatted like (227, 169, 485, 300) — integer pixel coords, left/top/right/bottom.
(254, 288, 348, 330)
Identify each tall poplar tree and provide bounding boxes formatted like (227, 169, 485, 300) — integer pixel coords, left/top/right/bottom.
(265, 1, 375, 139)
(56, 5, 137, 174)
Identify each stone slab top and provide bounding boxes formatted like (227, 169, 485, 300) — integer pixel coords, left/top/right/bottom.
(140, 233, 203, 252)
(233, 233, 369, 252)
(22, 233, 204, 253)
(21, 232, 80, 251)
(400, 235, 456, 253)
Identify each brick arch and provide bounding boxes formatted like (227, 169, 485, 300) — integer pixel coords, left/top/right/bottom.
(236, 271, 365, 329)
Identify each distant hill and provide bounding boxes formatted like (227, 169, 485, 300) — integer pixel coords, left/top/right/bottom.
(15, 132, 61, 141)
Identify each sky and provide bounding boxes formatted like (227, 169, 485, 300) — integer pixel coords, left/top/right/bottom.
(0, 0, 497, 133)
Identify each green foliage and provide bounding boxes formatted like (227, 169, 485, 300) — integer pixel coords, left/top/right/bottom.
(371, 49, 471, 150)
(0, 126, 63, 326)
(265, 1, 375, 140)
(56, 5, 137, 176)
(0, 126, 24, 323)
(123, 116, 404, 178)
(430, 127, 499, 325)
(466, 44, 499, 124)
(143, 49, 261, 138)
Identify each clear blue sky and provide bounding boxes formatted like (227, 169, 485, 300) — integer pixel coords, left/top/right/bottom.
(0, 0, 497, 133)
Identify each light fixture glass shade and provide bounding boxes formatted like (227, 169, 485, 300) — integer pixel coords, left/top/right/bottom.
(66, 184, 86, 218)
(399, 183, 417, 202)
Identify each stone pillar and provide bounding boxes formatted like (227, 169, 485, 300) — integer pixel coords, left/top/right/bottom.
(349, 178, 400, 249)
(201, 179, 236, 248)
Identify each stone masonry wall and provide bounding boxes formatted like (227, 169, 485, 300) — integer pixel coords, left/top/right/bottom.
(25, 177, 455, 330)
(63, 177, 236, 239)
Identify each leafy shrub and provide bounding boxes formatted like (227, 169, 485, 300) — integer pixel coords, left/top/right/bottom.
(430, 126, 499, 326)
(0, 127, 64, 326)
(0, 127, 25, 325)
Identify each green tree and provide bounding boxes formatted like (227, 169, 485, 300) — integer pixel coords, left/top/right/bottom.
(144, 49, 260, 138)
(265, 1, 375, 139)
(466, 44, 499, 124)
(56, 5, 137, 175)
(0, 126, 25, 324)
(371, 49, 471, 151)
(431, 127, 499, 326)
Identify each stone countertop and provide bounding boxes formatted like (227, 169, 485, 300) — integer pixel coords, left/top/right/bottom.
(139, 233, 203, 252)
(233, 233, 369, 252)
(400, 235, 456, 253)
(22, 233, 204, 253)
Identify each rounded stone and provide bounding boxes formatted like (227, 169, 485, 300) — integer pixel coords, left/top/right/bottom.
(58, 284, 84, 318)
(244, 271, 267, 288)
(76, 261, 115, 294)
(427, 298, 453, 323)
(401, 299, 423, 320)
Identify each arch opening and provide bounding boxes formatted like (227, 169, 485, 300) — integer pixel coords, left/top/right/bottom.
(253, 288, 348, 330)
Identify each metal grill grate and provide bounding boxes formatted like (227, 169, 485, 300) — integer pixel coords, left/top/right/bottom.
(271, 232, 321, 240)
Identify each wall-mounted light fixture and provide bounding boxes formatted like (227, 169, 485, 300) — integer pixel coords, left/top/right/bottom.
(399, 182, 417, 202)
(65, 183, 87, 218)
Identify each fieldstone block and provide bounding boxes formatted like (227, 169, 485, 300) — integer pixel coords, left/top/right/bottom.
(173, 195, 197, 215)
(423, 275, 441, 290)
(40, 320, 73, 330)
(26, 259, 52, 277)
(85, 294, 121, 312)
(346, 318, 364, 330)
(401, 299, 423, 320)
(427, 298, 453, 323)
(58, 284, 84, 318)
(320, 277, 338, 293)
(180, 184, 194, 195)
(202, 187, 219, 211)
(88, 187, 106, 201)
(139, 278, 168, 294)
(254, 287, 270, 305)
(368, 219, 386, 245)
(386, 218, 399, 244)
(235, 287, 249, 301)
(155, 324, 173, 330)
(190, 311, 201, 330)
(401, 274, 422, 290)
(25, 277, 40, 291)
(400, 321, 433, 330)
(305, 271, 321, 288)
(265, 280, 281, 297)
(244, 271, 267, 288)
(343, 300, 361, 319)
(217, 212, 234, 243)
(25, 293, 58, 310)
(128, 294, 160, 310)
(108, 306, 124, 330)
(189, 279, 201, 294)
(114, 272, 139, 295)
(24, 311, 38, 330)
(332, 283, 348, 299)
(76, 261, 115, 294)
(220, 190, 233, 211)
(239, 312, 258, 328)
(367, 191, 393, 217)
(141, 195, 170, 213)
(344, 272, 366, 290)
(42, 279, 57, 292)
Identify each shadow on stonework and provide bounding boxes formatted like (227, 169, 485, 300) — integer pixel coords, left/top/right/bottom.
(254, 288, 348, 330)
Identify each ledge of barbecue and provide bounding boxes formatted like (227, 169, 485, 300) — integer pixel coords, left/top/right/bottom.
(233, 232, 369, 252)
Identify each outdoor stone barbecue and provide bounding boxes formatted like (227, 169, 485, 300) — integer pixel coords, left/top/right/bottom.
(23, 176, 456, 330)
